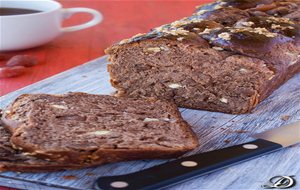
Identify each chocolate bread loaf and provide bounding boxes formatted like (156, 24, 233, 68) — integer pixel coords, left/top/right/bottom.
(106, 0, 300, 114)
(2, 93, 198, 165)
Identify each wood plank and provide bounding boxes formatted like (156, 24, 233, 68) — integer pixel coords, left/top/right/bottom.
(0, 177, 67, 190)
(0, 56, 299, 190)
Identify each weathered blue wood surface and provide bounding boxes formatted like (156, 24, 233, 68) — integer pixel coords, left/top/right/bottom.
(0, 56, 299, 190)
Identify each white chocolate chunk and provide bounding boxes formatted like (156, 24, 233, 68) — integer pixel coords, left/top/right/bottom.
(212, 46, 224, 51)
(51, 105, 68, 109)
(177, 37, 184, 41)
(143, 118, 160, 122)
(239, 68, 249, 73)
(268, 75, 275, 80)
(219, 97, 228, 104)
(147, 47, 161, 53)
(160, 46, 169, 51)
(89, 130, 110, 135)
(168, 83, 183, 89)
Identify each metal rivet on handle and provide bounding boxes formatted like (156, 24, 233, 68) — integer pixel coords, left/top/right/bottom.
(110, 181, 129, 188)
(181, 161, 198, 167)
(243, 144, 258, 149)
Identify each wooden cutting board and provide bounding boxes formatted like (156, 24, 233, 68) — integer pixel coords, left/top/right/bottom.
(0, 56, 299, 190)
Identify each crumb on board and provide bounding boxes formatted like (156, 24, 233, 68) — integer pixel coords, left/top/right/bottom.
(63, 175, 78, 180)
(86, 172, 95, 176)
(280, 115, 290, 121)
(224, 139, 231, 143)
(235, 130, 248, 134)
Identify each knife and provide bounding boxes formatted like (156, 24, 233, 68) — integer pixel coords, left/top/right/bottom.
(94, 121, 300, 190)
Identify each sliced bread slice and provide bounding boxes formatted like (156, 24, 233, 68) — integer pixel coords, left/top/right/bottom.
(2, 93, 198, 165)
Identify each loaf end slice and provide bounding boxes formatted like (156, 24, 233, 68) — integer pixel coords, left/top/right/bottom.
(0, 110, 90, 173)
(4, 93, 198, 164)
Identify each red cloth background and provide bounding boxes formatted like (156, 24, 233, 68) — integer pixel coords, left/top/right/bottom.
(0, 1, 211, 189)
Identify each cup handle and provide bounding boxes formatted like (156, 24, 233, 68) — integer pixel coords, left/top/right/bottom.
(61, 8, 103, 33)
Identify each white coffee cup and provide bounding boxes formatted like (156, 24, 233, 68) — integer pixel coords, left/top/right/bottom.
(0, 0, 103, 51)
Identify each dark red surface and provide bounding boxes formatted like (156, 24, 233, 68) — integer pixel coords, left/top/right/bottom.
(0, 1, 212, 189)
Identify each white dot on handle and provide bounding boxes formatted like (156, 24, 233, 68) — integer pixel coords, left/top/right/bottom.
(110, 181, 129, 188)
(181, 161, 198, 167)
(243, 144, 258, 149)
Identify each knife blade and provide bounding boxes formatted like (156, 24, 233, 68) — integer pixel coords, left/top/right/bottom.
(94, 121, 300, 190)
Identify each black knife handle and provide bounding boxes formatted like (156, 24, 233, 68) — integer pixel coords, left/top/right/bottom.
(94, 139, 282, 190)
